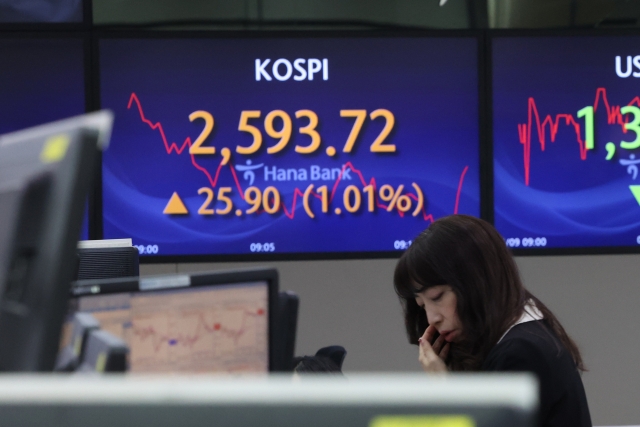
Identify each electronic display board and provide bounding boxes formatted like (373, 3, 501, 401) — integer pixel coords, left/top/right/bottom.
(493, 35, 640, 251)
(0, 35, 85, 136)
(0, 35, 88, 240)
(100, 34, 480, 259)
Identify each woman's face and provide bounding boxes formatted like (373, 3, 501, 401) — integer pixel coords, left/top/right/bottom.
(415, 284, 463, 343)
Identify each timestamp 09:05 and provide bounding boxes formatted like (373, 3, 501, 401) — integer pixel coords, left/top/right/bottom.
(250, 243, 275, 253)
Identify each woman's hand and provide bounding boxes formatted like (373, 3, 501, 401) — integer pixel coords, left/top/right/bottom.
(418, 324, 450, 373)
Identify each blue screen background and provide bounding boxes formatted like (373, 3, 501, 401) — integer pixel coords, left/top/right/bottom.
(0, 37, 85, 134)
(0, 36, 88, 240)
(100, 36, 480, 256)
(494, 36, 640, 249)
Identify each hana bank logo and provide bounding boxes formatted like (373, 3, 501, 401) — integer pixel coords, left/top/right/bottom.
(235, 160, 264, 186)
(621, 154, 640, 180)
(235, 160, 352, 184)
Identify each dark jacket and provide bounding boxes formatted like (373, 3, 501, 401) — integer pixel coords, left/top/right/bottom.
(482, 320, 592, 427)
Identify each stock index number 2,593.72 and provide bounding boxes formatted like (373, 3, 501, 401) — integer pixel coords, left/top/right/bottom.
(187, 109, 396, 157)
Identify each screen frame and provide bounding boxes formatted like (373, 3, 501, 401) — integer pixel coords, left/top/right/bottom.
(93, 28, 486, 262)
(71, 267, 279, 371)
(489, 28, 640, 256)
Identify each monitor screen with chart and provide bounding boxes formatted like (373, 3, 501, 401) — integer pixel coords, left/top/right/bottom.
(493, 34, 640, 252)
(0, 111, 109, 371)
(69, 269, 277, 373)
(99, 33, 481, 259)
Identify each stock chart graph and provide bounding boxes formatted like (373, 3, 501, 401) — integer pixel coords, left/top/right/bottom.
(77, 282, 269, 373)
(493, 36, 640, 250)
(128, 284, 267, 373)
(100, 36, 480, 257)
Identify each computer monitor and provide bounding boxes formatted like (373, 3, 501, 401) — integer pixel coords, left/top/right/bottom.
(273, 291, 299, 372)
(492, 34, 640, 253)
(76, 329, 128, 374)
(55, 312, 101, 372)
(70, 268, 278, 373)
(99, 34, 481, 261)
(0, 111, 113, 372)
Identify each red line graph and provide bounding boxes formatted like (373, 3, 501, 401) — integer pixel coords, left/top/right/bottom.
(128, 92, 468, 221)
(454, 166, 469, 214)
(128, 93, 245, 196)
(131, 308, 265, 353)
(517, 87, 640, 186)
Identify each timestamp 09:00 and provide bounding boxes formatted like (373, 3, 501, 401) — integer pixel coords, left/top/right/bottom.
(505, 237, 547, 248)
(134, 244, 159, 255)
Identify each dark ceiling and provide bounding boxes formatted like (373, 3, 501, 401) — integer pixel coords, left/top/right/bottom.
(2, 0, 638, 29)
(88, 0, 640, 30)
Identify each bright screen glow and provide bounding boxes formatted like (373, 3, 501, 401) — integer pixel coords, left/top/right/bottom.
(493, 36, 640, 250)
(100, 36, 480, 257)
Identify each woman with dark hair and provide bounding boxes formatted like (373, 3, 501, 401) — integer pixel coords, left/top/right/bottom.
(394, 215, 591, 427)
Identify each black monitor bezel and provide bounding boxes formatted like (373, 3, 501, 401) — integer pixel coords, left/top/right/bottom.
(0, 124, 102, 371)
(92, 28, 486, 262)
(71, 267, 279, 371)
